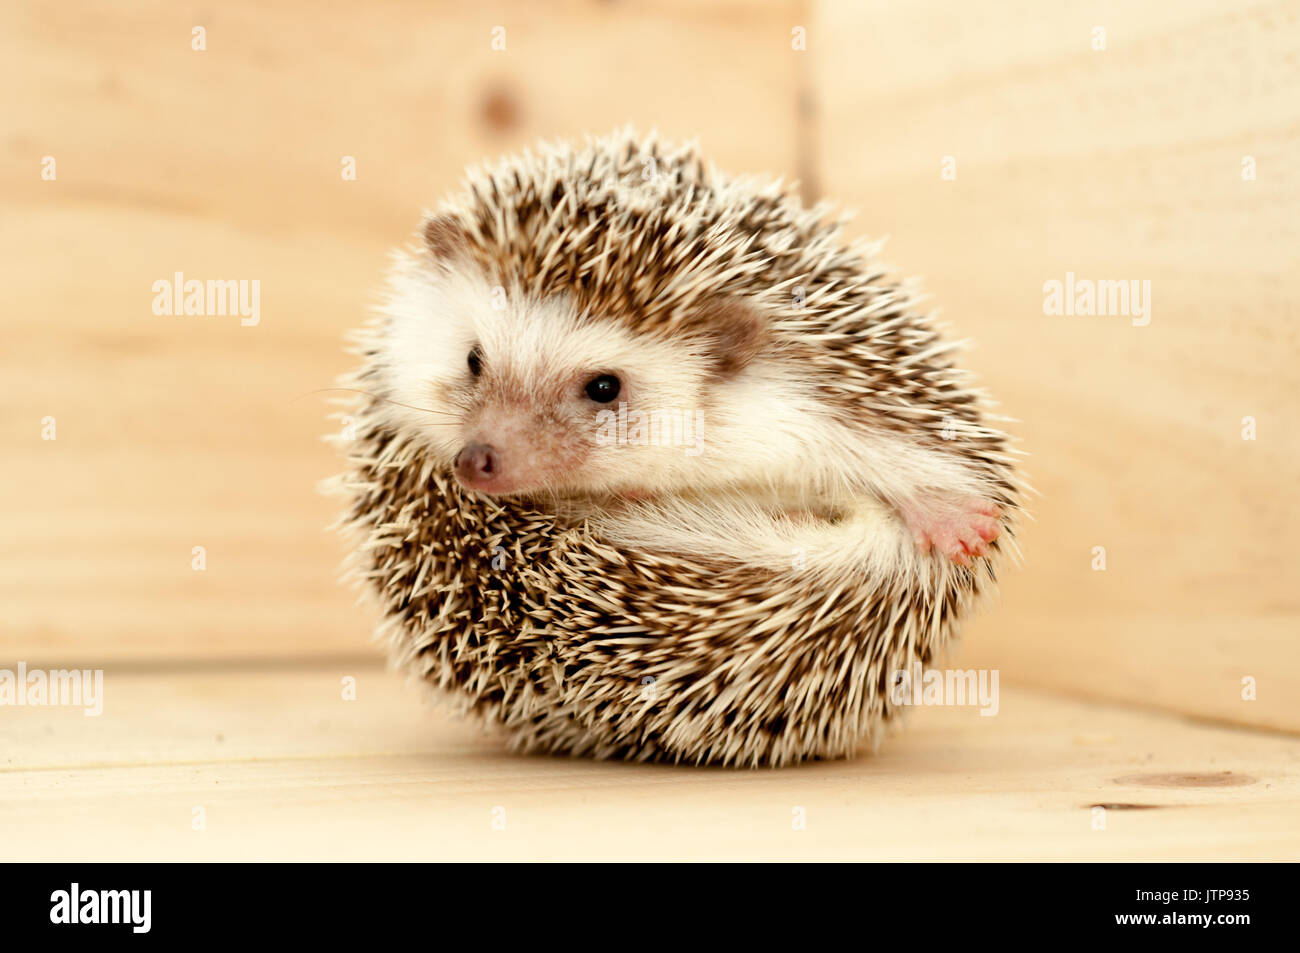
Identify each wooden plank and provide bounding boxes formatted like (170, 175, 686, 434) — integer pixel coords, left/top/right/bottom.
(813, 0, 1300, 732)
(0, 0, 804, 661)
(1, 668, 1296, 860)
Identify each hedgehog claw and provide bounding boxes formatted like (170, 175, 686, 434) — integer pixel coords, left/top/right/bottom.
(902, 495, 1002, 564)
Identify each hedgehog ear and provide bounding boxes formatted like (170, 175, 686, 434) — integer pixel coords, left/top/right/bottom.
(697, 298, 768, 379)
(422, 215, 472, 269)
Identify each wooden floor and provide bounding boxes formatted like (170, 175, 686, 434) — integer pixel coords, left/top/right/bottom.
(4, 665, 1296, 861)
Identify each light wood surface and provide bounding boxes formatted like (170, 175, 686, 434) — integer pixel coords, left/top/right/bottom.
(3, 666, 1297, 861)
(814, 0, 1300, 732)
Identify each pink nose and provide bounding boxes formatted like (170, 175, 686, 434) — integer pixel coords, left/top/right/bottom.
(454, 443, 499, 487)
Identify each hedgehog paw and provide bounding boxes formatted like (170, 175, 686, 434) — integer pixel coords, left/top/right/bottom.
(902, 497, 1001, 565)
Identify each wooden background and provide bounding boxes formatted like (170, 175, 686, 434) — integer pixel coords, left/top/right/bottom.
(3, 0, 1297, 738)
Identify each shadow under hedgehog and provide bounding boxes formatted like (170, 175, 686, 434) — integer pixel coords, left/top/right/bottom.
(329, 129, 1026, 768)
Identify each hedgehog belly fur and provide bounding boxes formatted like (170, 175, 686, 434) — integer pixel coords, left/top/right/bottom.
(338, 431, 1006, 768)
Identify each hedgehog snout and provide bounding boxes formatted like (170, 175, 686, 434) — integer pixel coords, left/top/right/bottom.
(453, 443, 500, 490)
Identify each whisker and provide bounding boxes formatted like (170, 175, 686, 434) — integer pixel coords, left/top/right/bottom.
(293, 387, 461, 420)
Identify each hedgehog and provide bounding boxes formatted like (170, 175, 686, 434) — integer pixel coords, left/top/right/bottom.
(328, 130, 1025, 768)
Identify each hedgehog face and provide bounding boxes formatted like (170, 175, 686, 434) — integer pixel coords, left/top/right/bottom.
(378, 251, 732, 499)
(450, 302, 710, 497)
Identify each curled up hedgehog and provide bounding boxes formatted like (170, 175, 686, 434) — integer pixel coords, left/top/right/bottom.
(329, 130, 1025, 768)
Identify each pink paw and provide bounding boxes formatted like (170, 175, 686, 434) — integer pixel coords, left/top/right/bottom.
(902, 496, 1001, 566)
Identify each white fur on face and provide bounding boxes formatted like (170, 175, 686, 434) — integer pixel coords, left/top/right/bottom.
(376, 250, 996, 516)
(374, 252, 478, 459)
(377, 252, 721, 494)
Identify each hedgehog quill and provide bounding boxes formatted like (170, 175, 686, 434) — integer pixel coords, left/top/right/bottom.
(329, 130, 1026, 768)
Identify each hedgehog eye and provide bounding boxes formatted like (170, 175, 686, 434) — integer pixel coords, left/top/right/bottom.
(584, 374, 620, 403)
(467, 347, 483, 377)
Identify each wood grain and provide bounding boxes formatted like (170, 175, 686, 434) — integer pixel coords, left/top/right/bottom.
(3, 667, 1296, 861)
(813, 0, 1300, 732)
